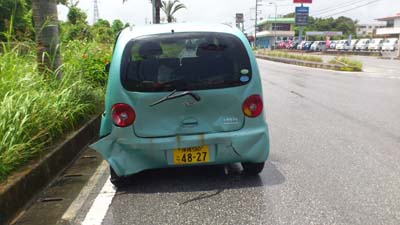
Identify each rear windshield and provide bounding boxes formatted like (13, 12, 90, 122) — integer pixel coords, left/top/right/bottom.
(120, 32, 252, 92)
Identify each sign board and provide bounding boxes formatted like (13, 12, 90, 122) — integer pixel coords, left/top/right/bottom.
(294, 0, 312, 3)
(306, 31, 343, 36)
(295, 6, 309, 26)
(236, 13, 244, 23)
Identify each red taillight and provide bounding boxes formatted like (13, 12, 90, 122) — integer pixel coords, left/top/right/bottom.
(242, 95, 263, 118)
(111, 103, 135, 127)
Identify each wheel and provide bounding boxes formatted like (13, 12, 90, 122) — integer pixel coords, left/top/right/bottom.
(110, 166, 127, 188)
(241, 162, 265, 175)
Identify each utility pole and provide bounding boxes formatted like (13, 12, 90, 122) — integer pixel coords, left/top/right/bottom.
(254, 0, 263, 48)
(268, 2, 277, 50)
(93, 0, 99, 24)
(254, 0, 258, 48)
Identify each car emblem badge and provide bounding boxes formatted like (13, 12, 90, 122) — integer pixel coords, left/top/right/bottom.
(184, 100, 196, 107)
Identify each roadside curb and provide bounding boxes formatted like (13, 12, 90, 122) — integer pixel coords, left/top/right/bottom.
(0, 115, 101, 225)
(317, 50, 380, 57)
(255, 54, 343, 71)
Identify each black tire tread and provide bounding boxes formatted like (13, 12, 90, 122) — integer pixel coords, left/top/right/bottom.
(241, 162, 265, 175)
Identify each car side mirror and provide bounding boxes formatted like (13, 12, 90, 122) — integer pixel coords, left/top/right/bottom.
(105, 63, 110, 73)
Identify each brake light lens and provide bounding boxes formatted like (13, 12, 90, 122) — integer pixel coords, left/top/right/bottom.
(111, 103, 135, 127)
(242, 95, 263, 118)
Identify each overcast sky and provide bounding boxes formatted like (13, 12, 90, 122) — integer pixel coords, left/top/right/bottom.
(58, 0, 399, 31)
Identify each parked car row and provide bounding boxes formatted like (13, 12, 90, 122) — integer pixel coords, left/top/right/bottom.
(291, 41, 327, 51)
(276, 38, 399, 52)
(329, 38, 399, 51)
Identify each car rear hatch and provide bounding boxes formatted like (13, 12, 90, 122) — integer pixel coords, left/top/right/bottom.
(120, 32, 253, 138)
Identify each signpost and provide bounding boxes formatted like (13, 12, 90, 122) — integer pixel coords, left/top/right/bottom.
(295, 6, 309, 42)
(295, 6, 309, 26)
(293, 0, 312, 42)
(236, 13, 244, 32)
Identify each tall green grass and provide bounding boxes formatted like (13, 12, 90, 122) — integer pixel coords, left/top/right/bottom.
(0, 41, 111, 181)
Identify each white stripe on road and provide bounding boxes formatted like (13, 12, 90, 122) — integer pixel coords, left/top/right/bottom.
(62, 161, 109, 222)
(82, 176, 116, 225)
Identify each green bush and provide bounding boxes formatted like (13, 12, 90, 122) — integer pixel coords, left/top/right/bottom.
(329, 57, 363, 71)
(0, 41, 111, 181)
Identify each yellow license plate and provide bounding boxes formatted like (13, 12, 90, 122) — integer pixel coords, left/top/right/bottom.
(173, 146, 209, 165)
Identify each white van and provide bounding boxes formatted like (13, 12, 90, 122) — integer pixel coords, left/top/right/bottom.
(382, 38, 399, 51)
(355, 39, 370, 51)
(335, 40, 347, 51)
(368, 38, 384, 51)
(345, 39, 358, 51)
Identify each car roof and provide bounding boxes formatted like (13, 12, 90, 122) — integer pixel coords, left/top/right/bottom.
(119, 23, 240, 39)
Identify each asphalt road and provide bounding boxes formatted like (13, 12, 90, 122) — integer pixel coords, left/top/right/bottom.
(15, 58, 400, 225)
(98, 59, 400, 225)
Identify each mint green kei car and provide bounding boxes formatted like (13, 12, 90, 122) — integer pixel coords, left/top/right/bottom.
(90, 23, 270, 187)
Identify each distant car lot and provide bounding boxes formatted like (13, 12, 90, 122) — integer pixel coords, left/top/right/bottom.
(276, 38, 399, 52)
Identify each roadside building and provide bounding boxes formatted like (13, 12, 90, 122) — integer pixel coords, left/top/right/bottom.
(356, 24, 385, 37)
(256, 17, 295, 48)
(376, 13, 400, 38)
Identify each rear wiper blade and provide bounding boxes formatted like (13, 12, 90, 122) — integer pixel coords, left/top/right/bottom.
(149, 89, 201, 107)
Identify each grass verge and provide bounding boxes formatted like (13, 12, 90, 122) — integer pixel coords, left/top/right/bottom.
(255, 50, 323, 63)
(329, 57, 363, 71)
(0, 41, 111, 182)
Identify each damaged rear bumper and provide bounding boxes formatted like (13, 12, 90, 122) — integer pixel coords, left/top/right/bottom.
(90, 126, 269, 177)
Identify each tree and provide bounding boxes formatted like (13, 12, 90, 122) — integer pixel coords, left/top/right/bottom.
(59, 1, 91, 42)
(283, 13, 357, 38)
(92, 19, 113, 43)
(123, 0, 161, 24)
(161, 0, 186, 23)
(32, 0, 62, 77)
(66, 2, 87, 25)
(111, 19, 124, 35)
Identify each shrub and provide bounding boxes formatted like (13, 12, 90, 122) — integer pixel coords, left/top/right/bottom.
(329, 57, 363, 71)
(0, 41, 111, 181)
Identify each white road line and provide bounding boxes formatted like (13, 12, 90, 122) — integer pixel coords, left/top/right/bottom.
(62, 161, 109, 222)
(81, 177, 116, 225)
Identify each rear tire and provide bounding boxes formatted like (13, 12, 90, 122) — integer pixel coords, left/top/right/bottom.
(110, 166, 127, 188)
(242, 162, 265, 175)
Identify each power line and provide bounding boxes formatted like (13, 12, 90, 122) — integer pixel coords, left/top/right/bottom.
(311, 0, 371, 16)
(321, 0, 383, 18)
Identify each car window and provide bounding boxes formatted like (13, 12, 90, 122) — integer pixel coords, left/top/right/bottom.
(120, 32, 252, 92)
